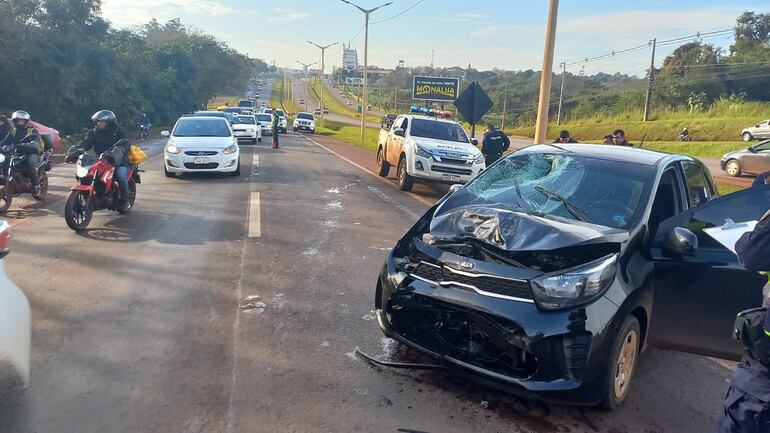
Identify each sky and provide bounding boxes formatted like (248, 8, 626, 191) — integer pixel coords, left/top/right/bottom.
(99, 0, 768, 77)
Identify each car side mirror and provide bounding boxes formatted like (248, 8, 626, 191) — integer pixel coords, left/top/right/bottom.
(661, 227, 698, 258)
(394, 128, 405, 137)
(449, 184, 463, 194)
(161, 131, 170, 137)
(471, 138, 479, 146)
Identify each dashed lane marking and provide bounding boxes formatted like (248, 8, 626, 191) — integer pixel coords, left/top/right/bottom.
(247, 192, 261, 238)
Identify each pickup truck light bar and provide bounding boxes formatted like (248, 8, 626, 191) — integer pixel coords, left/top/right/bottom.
(409, 106, 453, 119)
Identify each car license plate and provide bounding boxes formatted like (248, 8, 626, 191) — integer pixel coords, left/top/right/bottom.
(441, 174, 461, 182)
(193, 157, 209, 164)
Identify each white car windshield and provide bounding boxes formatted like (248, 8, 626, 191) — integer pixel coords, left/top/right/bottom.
(297, 113, 314, 120)
(235, 116, 256, 124)
(410, 119, 469, 143)
(256, 114, 272, 122)
(173, 119, 231, 137)
(276, 110, 285, 118)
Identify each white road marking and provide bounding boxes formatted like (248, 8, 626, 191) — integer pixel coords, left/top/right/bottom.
(248, 192, 261, 238)
(253, 154, 259, 167)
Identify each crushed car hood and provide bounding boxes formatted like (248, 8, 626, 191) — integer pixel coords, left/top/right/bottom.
(429, 204, 628, 252)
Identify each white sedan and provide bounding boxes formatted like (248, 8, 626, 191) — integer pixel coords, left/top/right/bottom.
(162, 117, 241, 177)
(232, 115, 262, 144)
(0, 220, 31, 392)
(255, 113, 273, 136)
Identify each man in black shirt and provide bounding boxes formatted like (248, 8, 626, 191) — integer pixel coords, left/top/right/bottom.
(481, 124, 510, 165)
(612, 129, 633, 147)
(554, 129, 578, 143)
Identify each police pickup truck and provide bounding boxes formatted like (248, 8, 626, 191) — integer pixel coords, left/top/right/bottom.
(376, 113, 484, 192)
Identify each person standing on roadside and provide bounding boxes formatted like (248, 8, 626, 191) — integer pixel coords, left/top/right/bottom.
(481, 124, 510, 165)
(271, 108, 280, 149)
(602, 134, 614, 145)
(554, 129, 578, 144)
(612, 129, 633, 147)
(0, 115, 10, 140)
(715, 209, 770, 433)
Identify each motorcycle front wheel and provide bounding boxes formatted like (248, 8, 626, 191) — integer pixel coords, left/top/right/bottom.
(64, 190, 92, 231)
(0, 184, 12, 213)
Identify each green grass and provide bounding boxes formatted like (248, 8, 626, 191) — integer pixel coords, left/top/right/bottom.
(207, 95, 239, 110)
(577, 140, 746, 160)
(307, 77, 380, 123)
(315, 119, 380, 152)
(715, 180, 747, 196)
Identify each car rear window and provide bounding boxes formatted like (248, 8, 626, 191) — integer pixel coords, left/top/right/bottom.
(173, 118, 231, 137)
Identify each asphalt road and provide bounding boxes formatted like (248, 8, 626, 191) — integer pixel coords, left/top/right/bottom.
(292, 78, 382, 129)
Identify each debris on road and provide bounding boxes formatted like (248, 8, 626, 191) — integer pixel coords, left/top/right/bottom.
(244, 295, 262, 302)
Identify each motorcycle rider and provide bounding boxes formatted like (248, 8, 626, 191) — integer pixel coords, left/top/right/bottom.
(679, 127, 690, 141)
(77, 110, 131, 211)
(481, 124, 511, 165)
(0, 111, 47, 198)
(138, 112, 151, 136)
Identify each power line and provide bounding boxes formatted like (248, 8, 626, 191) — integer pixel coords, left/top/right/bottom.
(370, 0, 425, 24)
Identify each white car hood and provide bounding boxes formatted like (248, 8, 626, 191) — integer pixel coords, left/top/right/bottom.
(170, 136, 234, 149)
(0, 260, 30, 387)
(411, 137, 480, 157)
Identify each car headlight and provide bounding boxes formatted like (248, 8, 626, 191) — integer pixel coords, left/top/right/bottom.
(165, 142, 181, 154)
(530, 254, 617, 310)
(223, 143, 238, 155)
(0, 154, 5, 163)
(415, 144, 432, 159)
(473, 153, 484, 164)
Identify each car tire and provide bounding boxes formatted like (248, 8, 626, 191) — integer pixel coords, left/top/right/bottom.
(311, 129, 315, 134)
(164, 165, 175, 178)
(742, 132, 753, 142)
(600, 315, 641, 411)
(725, 159, 742, 177)
(377, 148, 390, 177)
(258, 137, 262, 143)
(397, 157, 414, 192)
(231, 161, 241, 177)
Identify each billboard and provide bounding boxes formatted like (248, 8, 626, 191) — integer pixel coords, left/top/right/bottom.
(345, 77, 364, 85)
(412, 76, 460, 101)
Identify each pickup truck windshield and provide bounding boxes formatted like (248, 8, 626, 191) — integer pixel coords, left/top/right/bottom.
(297, 113, 314, 120)
(410, 119, 469, 143)
(459, 153, 653, 229)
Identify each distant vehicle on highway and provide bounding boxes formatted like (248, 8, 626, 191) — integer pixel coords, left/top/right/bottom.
(232, 115, 262, 144)
(346, 101, 352, 106)
(0, 220, 30, 393)
(376, 114, 482, 192)
(162, 117, 240, 177)
(720, 138, 770, 176)
(299, 98, 305, 104)
(293, 112, 315, 134)
(376, 143, 768, 409)
(224, 107, 244, 115)
(313, 108, 321, 115)
(381, 113, 397, 130)
(262, 108, 287, 133)
(741, 119, 770, 141)
(238, 99, 255, 110)
(255, 113, 273, 136)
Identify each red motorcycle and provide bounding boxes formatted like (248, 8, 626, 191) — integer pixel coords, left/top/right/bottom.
(64, 147, 139, 231)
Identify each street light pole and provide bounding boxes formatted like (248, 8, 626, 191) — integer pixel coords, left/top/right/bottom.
(308, 41, 339, 128)
(534, 0, 559, 144)
(296, 60, 318, 112)
(341, 0, 393, 141)
(557, 61, 566, 126)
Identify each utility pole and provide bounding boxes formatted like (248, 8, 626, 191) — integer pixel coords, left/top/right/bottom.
(308, 40, 339, 127)
(341, 0, 393, 140)
(502, 81, 508, 130)
(557, 61, 566, 126)
(394, 86, 398, 112)
(643, 38, 657, 122)
(534, 0, 559, 144)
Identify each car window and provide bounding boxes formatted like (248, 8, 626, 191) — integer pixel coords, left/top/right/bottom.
(256, 114, 271, 122)
(681, 161, 714, 208)
(410, 119, 469, 143)
(276, 110, 285, 117)
(235, 116, 255, 124)
(297, 113, 314, 120)
(399, 117, 409, 131)
(648, 167, 683, 237)
(173, 119, 231, 137)
(753, 140, 770, 152)
(458, 152, 654, 229)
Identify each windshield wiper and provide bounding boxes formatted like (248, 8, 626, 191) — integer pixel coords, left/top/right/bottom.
(534, 186, 588, 222)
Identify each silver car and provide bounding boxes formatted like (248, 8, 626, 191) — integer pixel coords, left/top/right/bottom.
(741, 119, 770, 141)
(721, 139, 770, 176)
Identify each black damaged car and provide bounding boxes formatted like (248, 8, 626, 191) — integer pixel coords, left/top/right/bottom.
(376, 143, 770, 409)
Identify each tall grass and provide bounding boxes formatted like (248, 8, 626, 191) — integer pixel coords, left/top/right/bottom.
(315, 120, 379, 152)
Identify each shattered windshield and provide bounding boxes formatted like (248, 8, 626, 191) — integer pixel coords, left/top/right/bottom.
(460, 152, 653, 229)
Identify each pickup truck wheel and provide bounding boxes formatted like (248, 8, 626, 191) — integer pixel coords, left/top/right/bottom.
(377, 148, 390, 177)
(742, 132, 753, 142)
(397, 158, 414, 192)
(600, 315, 640, 411)
(725, 159, 741, 177)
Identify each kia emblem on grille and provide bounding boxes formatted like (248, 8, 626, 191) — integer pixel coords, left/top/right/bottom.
(459, 261, 475, 270)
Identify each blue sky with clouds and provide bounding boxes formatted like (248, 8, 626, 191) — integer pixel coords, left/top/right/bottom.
(100, 0, 767, 76)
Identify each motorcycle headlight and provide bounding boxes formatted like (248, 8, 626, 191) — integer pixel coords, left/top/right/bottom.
(415, 144, 432, 159)
(166, 142, 181, 154)
(76, 164, 89, 178)
(531, 254, 617, 310)
(223, 143, 238, 155)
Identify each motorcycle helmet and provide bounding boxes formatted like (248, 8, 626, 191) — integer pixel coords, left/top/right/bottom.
(11, 110, 31, 127)
(91, 110, 117, 128)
